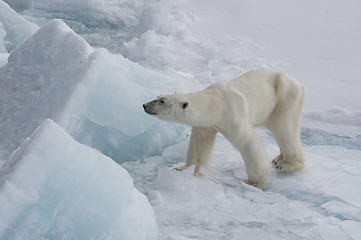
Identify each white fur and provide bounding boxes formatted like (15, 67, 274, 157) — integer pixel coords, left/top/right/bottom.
(143, 69, 305, 190)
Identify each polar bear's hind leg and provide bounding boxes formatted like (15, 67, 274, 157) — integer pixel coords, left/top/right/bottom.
(269, 80, 305, 171)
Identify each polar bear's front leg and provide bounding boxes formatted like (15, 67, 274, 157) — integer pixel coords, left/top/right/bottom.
(174, 127, 217, 176)
(220, 89, 270, 190)
(224, 125, 270, 190)
(173, 127, 197, 172)
(241, 129, 270, 190)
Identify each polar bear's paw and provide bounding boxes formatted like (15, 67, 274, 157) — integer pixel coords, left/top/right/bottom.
(247, 180, 266, 191)
(173, 164, 189, 171)
(272, 154, 304, 172)
(173, 165, 204, 176)
(272, 154, 283, 170)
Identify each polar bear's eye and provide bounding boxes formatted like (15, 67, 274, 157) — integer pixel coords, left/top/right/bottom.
(160, 99, 165, 104)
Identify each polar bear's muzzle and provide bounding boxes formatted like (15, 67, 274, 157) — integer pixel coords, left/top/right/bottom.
(143, 100, 159, 115)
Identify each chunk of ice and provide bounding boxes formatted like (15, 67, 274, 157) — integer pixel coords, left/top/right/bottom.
(0, 119, 157, 239)
(0, 1, 39, 53)
(0, 19, 199, 162)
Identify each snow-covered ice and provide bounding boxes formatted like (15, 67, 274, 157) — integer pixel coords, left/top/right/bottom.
(123, 133, 361, 239)
(6, 0, 145, 53)
(0, 119, 157, 239)
(0, 0, 38, 53)
(0, 17, 198, 163)
(1, 0, 361, 239)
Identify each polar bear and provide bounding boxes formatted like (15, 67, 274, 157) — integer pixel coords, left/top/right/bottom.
(143, 69, 305, 190)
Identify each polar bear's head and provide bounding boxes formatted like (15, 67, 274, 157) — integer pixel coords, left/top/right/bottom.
(143, 95, 190, 123)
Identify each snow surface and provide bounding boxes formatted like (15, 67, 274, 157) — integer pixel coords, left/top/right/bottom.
(1, 0, 361, 239)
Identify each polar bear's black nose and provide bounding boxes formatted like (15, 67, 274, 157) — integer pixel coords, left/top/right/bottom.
(143, 104, 146, 110)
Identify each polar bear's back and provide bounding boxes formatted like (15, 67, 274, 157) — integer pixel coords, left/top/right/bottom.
(227, 69, 304, 127)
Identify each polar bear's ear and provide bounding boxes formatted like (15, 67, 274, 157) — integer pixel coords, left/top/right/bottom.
(182, 101, 189, 109)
